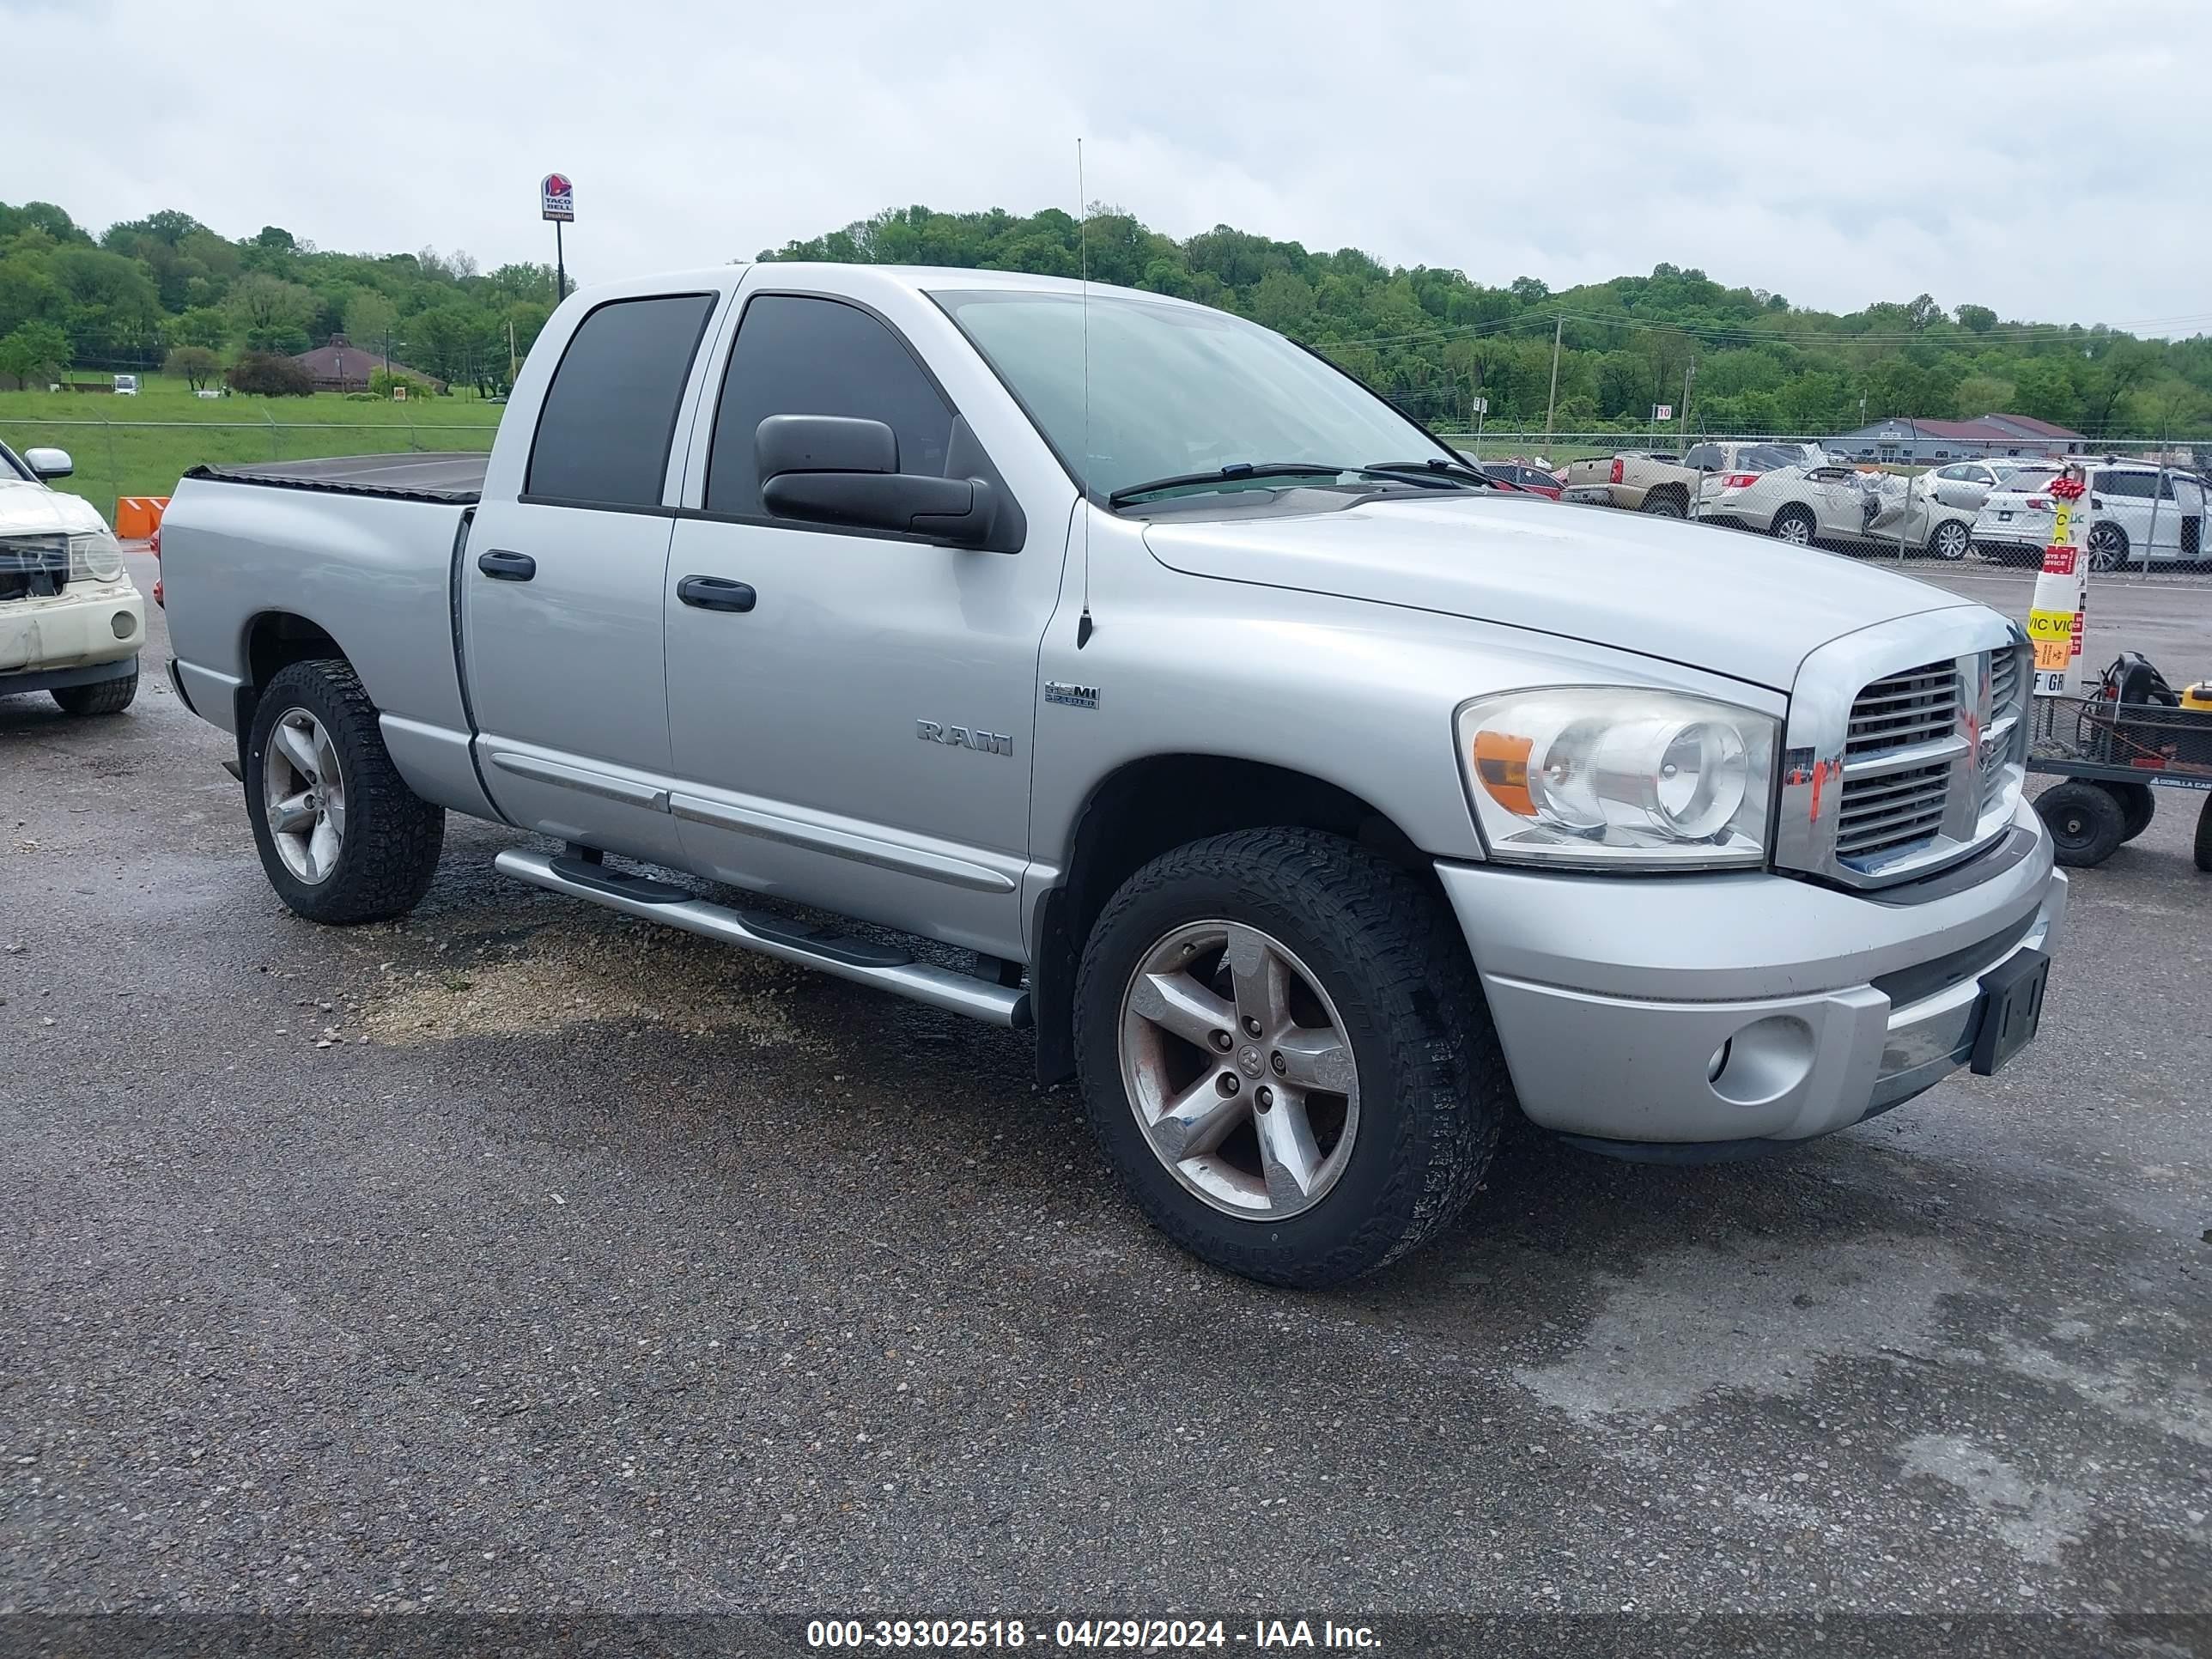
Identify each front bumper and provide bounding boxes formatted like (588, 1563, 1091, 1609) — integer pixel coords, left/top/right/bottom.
(0, 582, 144, 682)
(1436, 800, 2067, 1148)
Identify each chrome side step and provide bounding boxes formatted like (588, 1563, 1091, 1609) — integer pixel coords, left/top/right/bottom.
(494, 847, 1030, 1030)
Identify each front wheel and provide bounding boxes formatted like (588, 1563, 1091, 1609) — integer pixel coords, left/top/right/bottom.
(52, 665, 138, 716)
(245, 659, 444, 924)
(1073, 829, 1506, 1288)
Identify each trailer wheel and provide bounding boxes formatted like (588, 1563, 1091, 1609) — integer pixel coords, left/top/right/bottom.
(2036, 781, 2126, 869)
(2111, 781, 2155, 843)
(2196, 795, 2212, 874)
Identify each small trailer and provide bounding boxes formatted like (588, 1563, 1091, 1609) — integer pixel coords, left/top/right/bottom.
(2028, 653, 2212, 871)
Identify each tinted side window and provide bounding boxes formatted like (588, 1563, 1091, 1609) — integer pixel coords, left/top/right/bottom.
(1682, 444, 1723, 471)
(526, 295, 716, 507)
(708, 295, 956, 517)
(2095, 471, 2155, 498)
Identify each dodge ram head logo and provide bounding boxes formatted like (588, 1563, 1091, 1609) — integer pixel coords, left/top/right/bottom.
(917, 720, 1012, 757)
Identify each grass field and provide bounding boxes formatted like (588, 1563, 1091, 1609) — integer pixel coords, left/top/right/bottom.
(0, 375, 503, 518)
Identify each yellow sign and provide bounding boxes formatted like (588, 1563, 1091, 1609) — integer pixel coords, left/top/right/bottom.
(2051, 503, 2071, 544)
(2033, 637, 2071, 671)
(2026, 609, 2075, 641)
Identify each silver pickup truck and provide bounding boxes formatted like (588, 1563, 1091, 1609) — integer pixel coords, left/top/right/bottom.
(160, 264, 2066, 1287)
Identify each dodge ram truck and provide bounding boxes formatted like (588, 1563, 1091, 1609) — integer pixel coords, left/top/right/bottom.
(159, 264, 2067, 1287)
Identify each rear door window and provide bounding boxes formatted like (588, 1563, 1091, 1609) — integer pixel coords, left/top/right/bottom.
(707, 295, 956, 518)
(526, 294, 718, 507)
(2094, 471, 2156, 498)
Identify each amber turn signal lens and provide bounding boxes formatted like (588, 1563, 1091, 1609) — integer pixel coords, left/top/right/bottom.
(1471, 730, 1535, 817)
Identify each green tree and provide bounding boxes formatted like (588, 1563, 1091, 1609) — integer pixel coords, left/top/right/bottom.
(1955, 303, 1998, 334)
(171, 305, 232, 351)
(225, 272, 319, 353)
(343, 288, 398, 352)
(0, 319, 70, 388)
(164, 343, 220, 390)
(2011, 358, 2081, 428)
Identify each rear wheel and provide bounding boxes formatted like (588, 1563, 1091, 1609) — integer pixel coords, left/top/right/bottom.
(2112, 781, 2155, 843)
(2087, 521, 2129, 573)
(1639, 490, 1686, 518)
(244, 659, 444, 924)
(2036, 781, 2126, 869)
(1073, 828, 1506, 1288)
(1771, 506, 1817, 547)
(1929, 518, 1972, 561)
(52, 665, 138, 716)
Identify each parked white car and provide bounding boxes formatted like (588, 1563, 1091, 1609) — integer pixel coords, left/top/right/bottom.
(1972, 461, 2209, 569)
(0, 441, 144, 714)
(1926, 458, 2057, 513)
(1694, 462, 1978, 558)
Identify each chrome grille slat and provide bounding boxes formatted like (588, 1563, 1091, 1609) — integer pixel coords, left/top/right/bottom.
(1837, 660, 1961, 867)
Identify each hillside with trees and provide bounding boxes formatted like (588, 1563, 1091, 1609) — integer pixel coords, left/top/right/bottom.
(0, 201, 556, 397)
(4, 196, 2207, 440)
(763, 205, 2212, 441)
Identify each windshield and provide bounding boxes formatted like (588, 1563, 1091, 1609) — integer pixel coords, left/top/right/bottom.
(937, 289, 1450, 504)
(0, 441, 32, 483)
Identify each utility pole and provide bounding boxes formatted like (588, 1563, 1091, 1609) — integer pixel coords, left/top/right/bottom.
(507, 319, 519, 386)
(1543, 315, 1563, 450)
(1680, 361, 1695, 450)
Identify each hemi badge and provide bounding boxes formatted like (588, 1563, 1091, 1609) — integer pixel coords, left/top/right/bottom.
(1045, 681, 1099, 710)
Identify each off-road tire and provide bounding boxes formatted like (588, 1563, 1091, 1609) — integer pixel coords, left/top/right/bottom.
(2195, 796, 2212, 873)
(2035, 781, 2126, 870)
(2112, 781, 2155, 843)
(52, 665, 138, 716)
(1073, 828, 1507, 1289)
(245, 659, 443, 924)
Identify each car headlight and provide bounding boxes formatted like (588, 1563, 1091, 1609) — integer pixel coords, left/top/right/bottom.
(70, 532, 126, 584)
(1456, 687, 1777, 869)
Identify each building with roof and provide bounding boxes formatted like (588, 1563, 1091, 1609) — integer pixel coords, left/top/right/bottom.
(288, 334, 445, 394)
(1829, 413, 2086, 464)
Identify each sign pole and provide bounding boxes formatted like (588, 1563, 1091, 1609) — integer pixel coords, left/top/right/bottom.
(540, 172, 575, 304)
(555, 221, 566, 302)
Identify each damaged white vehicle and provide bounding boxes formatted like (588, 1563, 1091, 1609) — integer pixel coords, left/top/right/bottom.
(0, 441, 143, 715)
(1694, 461, 1979, 561)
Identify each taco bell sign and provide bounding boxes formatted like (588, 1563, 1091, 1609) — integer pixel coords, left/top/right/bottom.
(540, 173, 574, 222)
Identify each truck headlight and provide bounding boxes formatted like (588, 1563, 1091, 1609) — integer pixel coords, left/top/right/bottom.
(1456, 688, 1776, 869)
(70, 532, 126, 584)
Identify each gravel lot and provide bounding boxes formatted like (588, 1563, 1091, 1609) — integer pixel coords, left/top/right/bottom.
(3, 552, 2207, 1630)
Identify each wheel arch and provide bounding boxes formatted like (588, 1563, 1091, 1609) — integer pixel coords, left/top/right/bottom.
(1030, 753, 1440, 1085)
(233, 610, 351, 741)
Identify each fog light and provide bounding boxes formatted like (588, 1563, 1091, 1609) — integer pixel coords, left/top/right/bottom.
(112, 611, 136, 640)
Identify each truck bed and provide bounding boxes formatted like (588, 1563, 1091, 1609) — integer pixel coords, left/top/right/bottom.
(185, 452, 487, 504)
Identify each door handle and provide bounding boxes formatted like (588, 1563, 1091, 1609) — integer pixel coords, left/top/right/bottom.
(477, 549, 537, 581)
(677, 574, 757, 613)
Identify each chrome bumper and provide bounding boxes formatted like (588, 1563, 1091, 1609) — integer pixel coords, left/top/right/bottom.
(1436, 800, 2067, 1146)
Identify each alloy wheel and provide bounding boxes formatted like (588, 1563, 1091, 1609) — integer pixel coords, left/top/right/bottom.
(264, 708, 345, 884)
(1117, 921, 1359, 1221)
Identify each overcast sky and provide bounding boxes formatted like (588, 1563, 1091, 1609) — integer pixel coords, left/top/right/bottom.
(16, 0, 2212, 331)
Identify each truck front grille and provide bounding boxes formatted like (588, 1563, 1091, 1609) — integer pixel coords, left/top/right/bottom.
(1844, 661, 1960, 758)
(1836, 760, 1953, 860)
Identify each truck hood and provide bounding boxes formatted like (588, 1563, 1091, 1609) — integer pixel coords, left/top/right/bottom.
(0, 477, 110, 538)
(1141, 492, 1976, 691)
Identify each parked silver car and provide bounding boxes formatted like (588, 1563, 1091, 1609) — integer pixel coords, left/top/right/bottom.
(1926, 458, 2055, 513)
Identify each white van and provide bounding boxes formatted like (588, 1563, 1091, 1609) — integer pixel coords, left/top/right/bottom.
(112, 374, 139, 396)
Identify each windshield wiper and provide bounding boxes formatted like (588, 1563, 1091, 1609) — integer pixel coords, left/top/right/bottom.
(1365, 458, 1498, 488)
(1108, 461, 1468, 507)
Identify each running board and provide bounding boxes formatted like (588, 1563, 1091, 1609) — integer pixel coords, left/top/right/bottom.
(494, 847, 1030, 1030)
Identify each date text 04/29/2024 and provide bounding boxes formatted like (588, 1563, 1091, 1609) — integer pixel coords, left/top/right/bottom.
(804, 1619, 1381, 1650)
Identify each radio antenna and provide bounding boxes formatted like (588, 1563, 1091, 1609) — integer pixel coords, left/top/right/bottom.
(1075, 137, 1094, 649)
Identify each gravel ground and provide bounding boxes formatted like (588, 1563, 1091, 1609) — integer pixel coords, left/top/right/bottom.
(2, 554, 2207, 1632)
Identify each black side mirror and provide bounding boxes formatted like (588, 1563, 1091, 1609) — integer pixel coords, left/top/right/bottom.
(757, 413, 1000, 548)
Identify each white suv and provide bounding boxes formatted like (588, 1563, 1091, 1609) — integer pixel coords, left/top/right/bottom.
(1973, 460, 2208, 569)
(0, 441, 144, 715)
